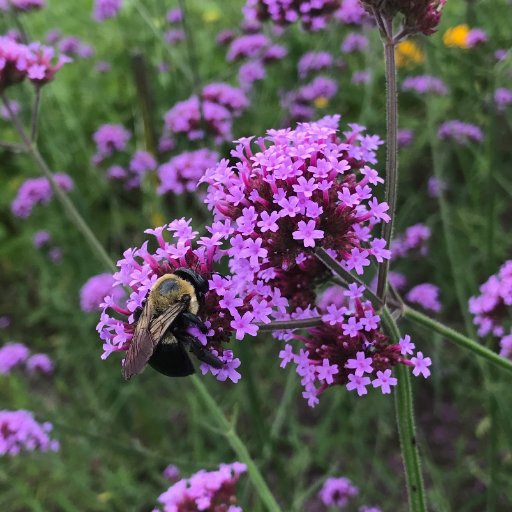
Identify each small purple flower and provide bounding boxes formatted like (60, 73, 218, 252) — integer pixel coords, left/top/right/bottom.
(372, 369, 398, 394)
(80, 273, 123, 312)
(495, 88, 512, 112)
(32, 230, 51, 248)
(92, 0, 122, 22)
(397, 128, 414, 147)
(163, 464, 180, 481)
(93, 123, 130, 160)
(0, 342, 29, 374)
(438, 120, 483, 145)
(26, 354, 54, 375)
(407, 283, 442, 312)
(399, 334, 415, 356)
(352, 70, 371, 84)
(297, 51, 333, 78)
(345, 351, 373, 376)
(427, 176, 447, 198)
(319, 476, 359, 508)
(467, 28, 487, 48)
(411, 351, 432, 378)
(341, 32, 368, 53)
(402, 75, 448, 95)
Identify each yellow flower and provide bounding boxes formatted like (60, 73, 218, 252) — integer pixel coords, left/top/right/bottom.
(443, 24, 470, 48)
(203, 8, 221, 23)
(395, 41, 424, 68)
(314, 96, 329, 109)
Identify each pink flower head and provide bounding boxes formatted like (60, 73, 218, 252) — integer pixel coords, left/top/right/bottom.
(406, 283, 441, 312)
(411, 351, 432, 378)
(11, 173, 74, 218)
(156, 462, 246, 511)
(1, 0, 45, 12)
(80, 273, 124, 313)
(93, 0, 122, 22)
(202, 115, 389, 309)
(243, 0, 342, 31)
(438, 120, 483, 145)
(26, 353, 54, 375)
(0, 410, 59, 455)
(319, 476, 359, 508)
(0, 342, 29, 374)
(469, 260, 512, 338)
(392, 223, 431, 258)
(92, 123, 130, 160)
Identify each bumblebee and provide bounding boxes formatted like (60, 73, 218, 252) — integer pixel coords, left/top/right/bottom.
(122, 268, 223, 380)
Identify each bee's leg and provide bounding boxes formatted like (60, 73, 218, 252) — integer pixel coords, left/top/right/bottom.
(180, 312, 208, 334)
(133, 307, 143, 321)
(180, 334, 224, 369)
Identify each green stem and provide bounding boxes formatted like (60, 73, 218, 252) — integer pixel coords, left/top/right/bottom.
(381, 308, 427, 512)
(256, 317, 323, 332)
(190, 376, 282, 512)
(1, 93, 115, 273)
(376, 27, 399, 301)
(403, 306, 512, 374)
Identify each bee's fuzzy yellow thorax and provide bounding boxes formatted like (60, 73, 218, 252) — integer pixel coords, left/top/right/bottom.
(149, 274, 199, 315)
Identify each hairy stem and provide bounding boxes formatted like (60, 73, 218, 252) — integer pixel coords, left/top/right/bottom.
(381, 309, 427, 512)
(31, 87, 41, 142)
(376, 33, 399, 301)
(190, 376, 282, 512)
(403, 306, 512, 374)
(256, 317, 324, 332)
(1, 93, 115, 272)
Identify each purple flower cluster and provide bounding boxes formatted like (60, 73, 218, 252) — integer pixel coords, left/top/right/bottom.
(334, 0, 367, 25)
(0, 35, 69, 90)
(0, 342, 53, 375)
(397, 128, 414, 147)
(238, 60, 266, 91)
(0, 98, 20, 120)
(97, 219, 274, 381)
(469, 261, 512, 340)
(0, 0, 45, 12)
(92, 0, 122, 22)
(319, 476, 358, 508)
(427, 176, 446, 198)
(80, 273, 124, 313)
(402, 75, 448, 95)
(467, 28, 487, 48)
(283, 76, 338, 122)
(158, 149, 219, 195)
(0, 410, 59, 455)
(32, 229, 51, 248)
(438, 120, 483, 144)
(406, 283, 441, 313)
(156, 462, 246, 512)
(392, 223, 430, 259)
(495, 88, 512, 112)
(163, 83, 249, 144)
(243, 0, 341, 31)
(92, 123, 130, 163)
(11, 173, 74, 218)
(297, 51, 334, 79)
(166, 8, 182, 24)
(58, 36, 94, 59)
(341, 32, 368, 53)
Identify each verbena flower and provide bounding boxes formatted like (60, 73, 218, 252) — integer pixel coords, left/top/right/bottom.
(438, 120, 483, 144)
(297, 51, 334, 79)
(32, 230, 51, 248)
(495, 88, 512, 112)
(238, 60, 266, 91)
(0, 35, 69, 90)
(243, 0, 342, 31)
(351, 70, 371, 85)
(163, 464, 180, 482)
(427, 176, 446, 198)
(406, 283, 441, 312)
(401, 75, 448, 95)
(163, 83, 249, 144)
(164, 29, 185, 45)
(359, 0, 445, 35)
(166, 8, 182, 24)
(26, 353, 54, 375)
(92, 0, 122, 22)
(319, 476, 358, 508)
(466, 28, 487, 48)
(156, 462, 246, 512)
(360, 507, 382, 512)
(0, 98, 20, 119)
(11, 173, 74, 218)
(392, 223, 430, 259)
(0, 410, 59, 455)
(58, 37, 94, 59)
(97, 219, 278, 381)
(92, 123, 131, 162)
(0, 342, 29, 374)
(80, 273, 123, 313)
(48, 247, 62, 263)
(469, 261, 512, 338)
(158, 149, 219, 195)
(334, 0, 367, 25)
(0, 316, 10, 329)
(341, 32, 368, 53)
(0, 0, 45, 12)
(397, 128, 414, 147)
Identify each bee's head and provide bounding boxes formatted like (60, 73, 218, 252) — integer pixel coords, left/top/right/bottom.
(173, 268, 209, 303)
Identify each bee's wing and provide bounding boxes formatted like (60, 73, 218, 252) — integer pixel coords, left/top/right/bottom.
(122, 301, 185, 380)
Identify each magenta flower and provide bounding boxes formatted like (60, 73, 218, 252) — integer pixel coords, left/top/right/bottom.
(372, 369, 397, 394)
(341, 32, 368, 53)
(238, 60, 266, 91)
(345, 351, 373, 376)
(11, 173, 74, 218)
(392, 223, 431, 259)
(26, 354, 54, 375)
(406, 283, 442, 312)
(297, 51, 334, 78)
(32, 230, 51, 248)
(398, 334, 415, 356)
(319, 476, 359, 508)
(495, 88, 512, 112)
(438, 120, 483, 145)
(0, 342, 29, 374)
(397, 128, 414, 147)
(163, 464, 180, 482)
(156, 462, 246, 511)
(0, 0, 45, 12)
(158, 149, 219, 195)
(80, 273, 123, 313)
(467, 28, 487, 48)
(292, 220, 324, 248)
(469, 260, 512, 338)
(92, 0, 122, 22)
(427, 176, 447, 198)
(92, 123, 130, 161)
(0, 410, 59, 455)
(402, 75, 448, 95)
(411, 351, 432, 378)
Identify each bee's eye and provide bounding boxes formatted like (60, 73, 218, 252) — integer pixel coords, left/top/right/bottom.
(159, 279, 178, 295)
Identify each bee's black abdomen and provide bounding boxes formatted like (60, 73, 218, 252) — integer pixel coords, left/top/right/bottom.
(148, 342, 195, 377)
